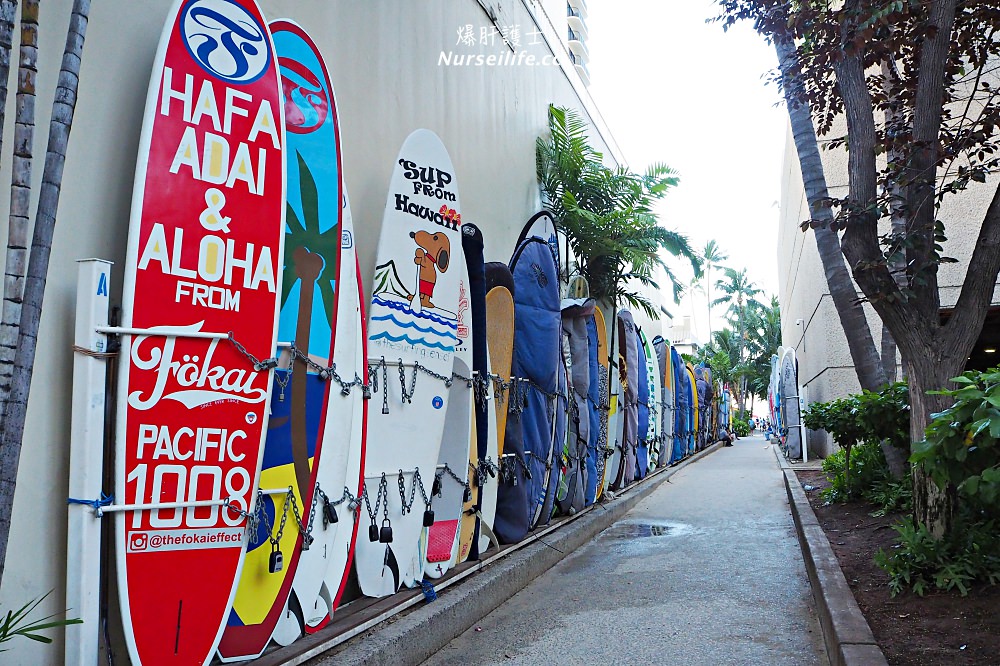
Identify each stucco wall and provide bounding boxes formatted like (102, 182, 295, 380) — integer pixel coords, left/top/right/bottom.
(0, 1, 624, 663)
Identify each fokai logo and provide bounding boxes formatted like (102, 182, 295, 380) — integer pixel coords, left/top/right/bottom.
(181, 0, 270, 85)
(128, 322, 268, 410)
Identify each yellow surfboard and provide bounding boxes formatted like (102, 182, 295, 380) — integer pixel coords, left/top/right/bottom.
(486, 286, 515, 456)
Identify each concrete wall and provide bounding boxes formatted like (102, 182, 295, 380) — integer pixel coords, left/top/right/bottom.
(0, 1, 624, 663)
(777, 110, 1000, 458)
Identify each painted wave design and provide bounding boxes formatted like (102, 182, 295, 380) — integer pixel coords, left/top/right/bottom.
(370, 331, 455, 352)
(372, 295, 457, 329)
(371, 314, 454, 338)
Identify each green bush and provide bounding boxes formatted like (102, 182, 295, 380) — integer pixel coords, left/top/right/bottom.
(880, 367, 1000, 596)
(804, 382, 910, 504)
(876, 514, 1000, 597)
(732, 419, 750, 437)
(911, 368, 1000, 518)
(819, 441, 911, 513)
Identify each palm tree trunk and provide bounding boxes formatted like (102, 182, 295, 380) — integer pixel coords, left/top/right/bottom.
(0, 0, 38, 426)
(0, 0, 90, 587)
(774, 32, 910, 477)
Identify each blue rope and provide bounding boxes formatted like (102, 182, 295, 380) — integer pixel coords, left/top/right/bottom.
(420, 579, 437, 603)
(67, 492, 114, 512)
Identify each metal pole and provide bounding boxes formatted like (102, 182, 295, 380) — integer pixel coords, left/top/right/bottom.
(66, 259, 112, 666)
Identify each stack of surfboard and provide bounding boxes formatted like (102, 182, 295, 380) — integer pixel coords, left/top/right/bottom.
(112, 4, 733, 665)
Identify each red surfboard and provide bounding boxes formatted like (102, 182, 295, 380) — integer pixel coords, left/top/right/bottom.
(114, 1, 284, 664)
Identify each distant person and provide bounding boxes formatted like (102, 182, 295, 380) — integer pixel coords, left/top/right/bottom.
(719, 427, 733, 447)
(748, 417, 756, 435)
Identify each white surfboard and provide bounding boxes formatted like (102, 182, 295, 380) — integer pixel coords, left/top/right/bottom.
(640, 329, 662, 469)
(358, 130, 464, 597)
(477, 348, 500, 554)
(288, 184, 366, 633)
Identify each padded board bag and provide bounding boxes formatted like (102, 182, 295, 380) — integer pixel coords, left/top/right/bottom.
(508, 237, 561, 529)
(488, 262, 530, 543)
(653, 336, 674, 469)
(672, 346, 688, 462)
(634, 328, 650, 480)
(556, 298, 594, 515)
(584, 314, 602, 504)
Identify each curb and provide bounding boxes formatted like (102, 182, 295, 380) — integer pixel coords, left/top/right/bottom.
(266, 443, 722, 666)
(773, 446, 888, 666)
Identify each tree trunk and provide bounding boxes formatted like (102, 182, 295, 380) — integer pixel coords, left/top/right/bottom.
(905, 353, 959, 538)
(0, 0, 90, 587)
(774, 34, 889, 394)
(0, 0, 39, 426)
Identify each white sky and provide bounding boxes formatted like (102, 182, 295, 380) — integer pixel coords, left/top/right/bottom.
(585, 0, 787, 342)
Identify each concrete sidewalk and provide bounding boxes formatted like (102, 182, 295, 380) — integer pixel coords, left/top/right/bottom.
(424, 436, 828, 666)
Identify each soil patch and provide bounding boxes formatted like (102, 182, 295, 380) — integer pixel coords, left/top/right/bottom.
(795, 469, 1000, 666)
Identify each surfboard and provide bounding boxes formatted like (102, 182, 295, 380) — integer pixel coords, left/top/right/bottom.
(643, 331, 662, 469)
(485, 263, 514, 458)
(322, 238, 368, 627)
(653, 335, 673, 468)
(458, 223, 493, 563)
(486, 263, 526, 545)
(358, 129, 463, 597)
(687, 364, 699, 455)
(508, 232, 562, 529)
(218, 18, 341, 660)
(593, 306, 612, 500)
(116, 1, 284, 663)
(671, 346, 688, 461)
(612, 311, 638, 489)
(634, 328, 651, 479)
(781, 349, 802, 458)
(424, 255, 473, 579)
(294, 188, 366, 634)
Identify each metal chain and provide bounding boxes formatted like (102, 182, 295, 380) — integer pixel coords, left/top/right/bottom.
(227, 333, 370, 397)
(362, 474, 387, 523)
(397, 468, 430, 514)
(438, 463, 471, 498)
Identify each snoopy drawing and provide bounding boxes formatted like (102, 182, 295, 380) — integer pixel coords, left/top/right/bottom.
(408, 230, 450, 309)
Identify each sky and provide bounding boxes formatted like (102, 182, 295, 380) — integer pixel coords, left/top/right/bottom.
(584, 0, 787, 342)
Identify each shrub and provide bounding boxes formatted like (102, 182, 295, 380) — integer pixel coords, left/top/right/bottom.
(876, 514, 1000, 597)
(911, 368, 1000, 518)
(804, 382, 910, 502)
(819, 441, 911, 513)
(732, 419, 750, 437)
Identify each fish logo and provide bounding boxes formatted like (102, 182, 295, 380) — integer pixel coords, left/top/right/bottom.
(181, 0, 270, 85)
(279, 57, 329, 134)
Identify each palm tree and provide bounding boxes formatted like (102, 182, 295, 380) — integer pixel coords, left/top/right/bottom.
(0, 0, 39, 425)
(537, 105, 700, 318)
(0, 0, 92, 587)
(699, 239, 727, 341)
(712, 267, 762, 411)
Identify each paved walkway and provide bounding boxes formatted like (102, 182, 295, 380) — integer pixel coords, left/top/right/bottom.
(424, 436, 828, 666)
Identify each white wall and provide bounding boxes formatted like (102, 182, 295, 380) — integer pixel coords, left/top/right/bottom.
(0, 1, 623, 663)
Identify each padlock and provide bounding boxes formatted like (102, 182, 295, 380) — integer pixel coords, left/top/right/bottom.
(379, 518, 393, 543)
(368, 522, 379, 542)
(268, 542, 283, 574)
(423, 509, 435, 527)
(323, 499, 338, 526)
(463, 486, 472, 503)
(432, 477, 442, 496)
